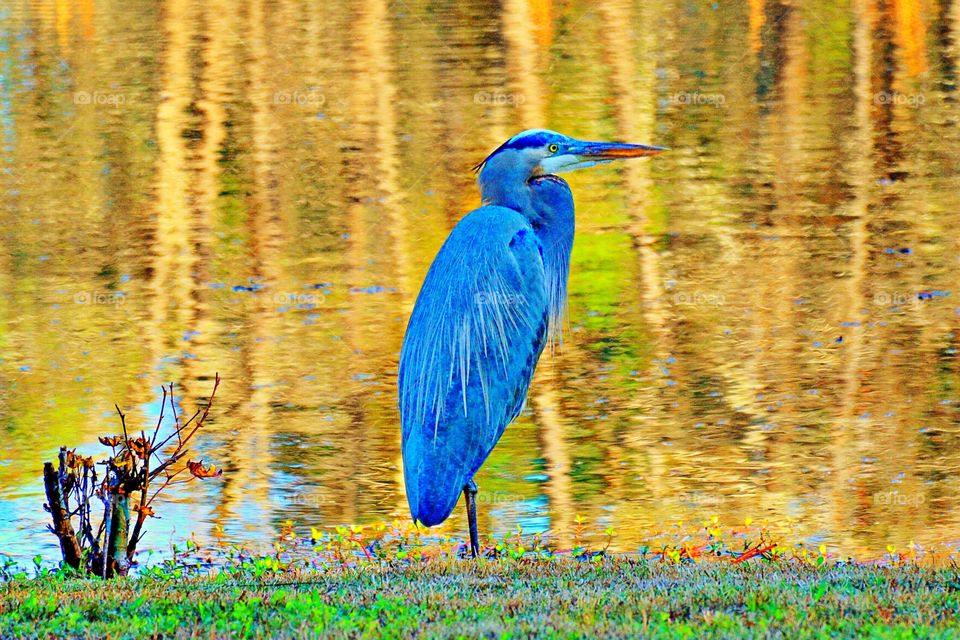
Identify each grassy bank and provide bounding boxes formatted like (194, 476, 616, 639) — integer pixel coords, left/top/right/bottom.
(2, 559, 959, 638)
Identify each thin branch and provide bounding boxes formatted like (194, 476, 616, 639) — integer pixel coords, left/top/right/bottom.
(180, 373, 221, 445)
(57, 449, 70, 514)
(151, 408, 200, 455)
(100, 467, 113, 579)
(115, 404, 130, 451)
(150, 386, 167, 445)
(149, 374, 220, 466)
(147, 387, 170, 467)
(148, 449, 189, 483)
(145, 468, 192, 506)
(168, 383, 181, 446)
(128, 424, 151, 560)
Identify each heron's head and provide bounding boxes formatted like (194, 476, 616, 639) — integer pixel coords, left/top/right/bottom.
(475, 129, 667, 179)
(474, 129, 666, 206)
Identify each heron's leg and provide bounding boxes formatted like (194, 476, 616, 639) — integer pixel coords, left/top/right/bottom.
(463, 479, 480, 558)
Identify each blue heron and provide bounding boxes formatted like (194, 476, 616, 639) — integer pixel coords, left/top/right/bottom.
(398, 129, 666, 556)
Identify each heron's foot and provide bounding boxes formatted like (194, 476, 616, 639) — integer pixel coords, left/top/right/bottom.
(463, 480, 481, 558)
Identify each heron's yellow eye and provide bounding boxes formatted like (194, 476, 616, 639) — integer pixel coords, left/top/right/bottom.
(548, 143, 559, 153)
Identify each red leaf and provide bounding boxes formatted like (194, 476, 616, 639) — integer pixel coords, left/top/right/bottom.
(732, 543, 776, 564)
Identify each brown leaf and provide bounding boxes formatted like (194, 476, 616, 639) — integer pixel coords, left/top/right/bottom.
(112, 450, 135, 472)
(130, 437, 151, 459)
(133, 504, 156, 517)
(99, 435, 123, 447)
(187, 460, 223, 479)
(65, 450, 82, 470)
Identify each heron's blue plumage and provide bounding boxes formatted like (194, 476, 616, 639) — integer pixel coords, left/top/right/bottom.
(399, 206, 550, 525)
(399, 129, 663, 531)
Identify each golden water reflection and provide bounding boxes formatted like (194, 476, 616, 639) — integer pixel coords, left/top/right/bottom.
(1, 0, 959, 562)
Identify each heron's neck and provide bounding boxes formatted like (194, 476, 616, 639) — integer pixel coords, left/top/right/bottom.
(528, 176, 575, 346)
(476, 155, 536, 217)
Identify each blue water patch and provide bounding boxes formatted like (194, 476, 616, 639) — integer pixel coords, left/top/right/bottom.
(350, 285, 396, 294)
(232, 283, 263, 292)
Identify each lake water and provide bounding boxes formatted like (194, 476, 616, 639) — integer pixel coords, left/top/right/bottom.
(1, 0, 959, 565)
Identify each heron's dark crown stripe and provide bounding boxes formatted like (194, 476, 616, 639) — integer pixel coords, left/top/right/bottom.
(472, 131, 555, 173)
(502, 131, 553, 150)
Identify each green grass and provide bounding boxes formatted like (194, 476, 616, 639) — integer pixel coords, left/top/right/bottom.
(3, 520, 957, 638)
(3, 560, 960, 639)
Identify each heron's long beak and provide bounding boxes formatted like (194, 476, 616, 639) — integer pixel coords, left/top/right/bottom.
(539, 140, 668, 174)
(576, 141, 669, 159)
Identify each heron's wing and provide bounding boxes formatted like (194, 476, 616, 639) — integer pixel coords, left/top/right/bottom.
(398, 205, 549, 525)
